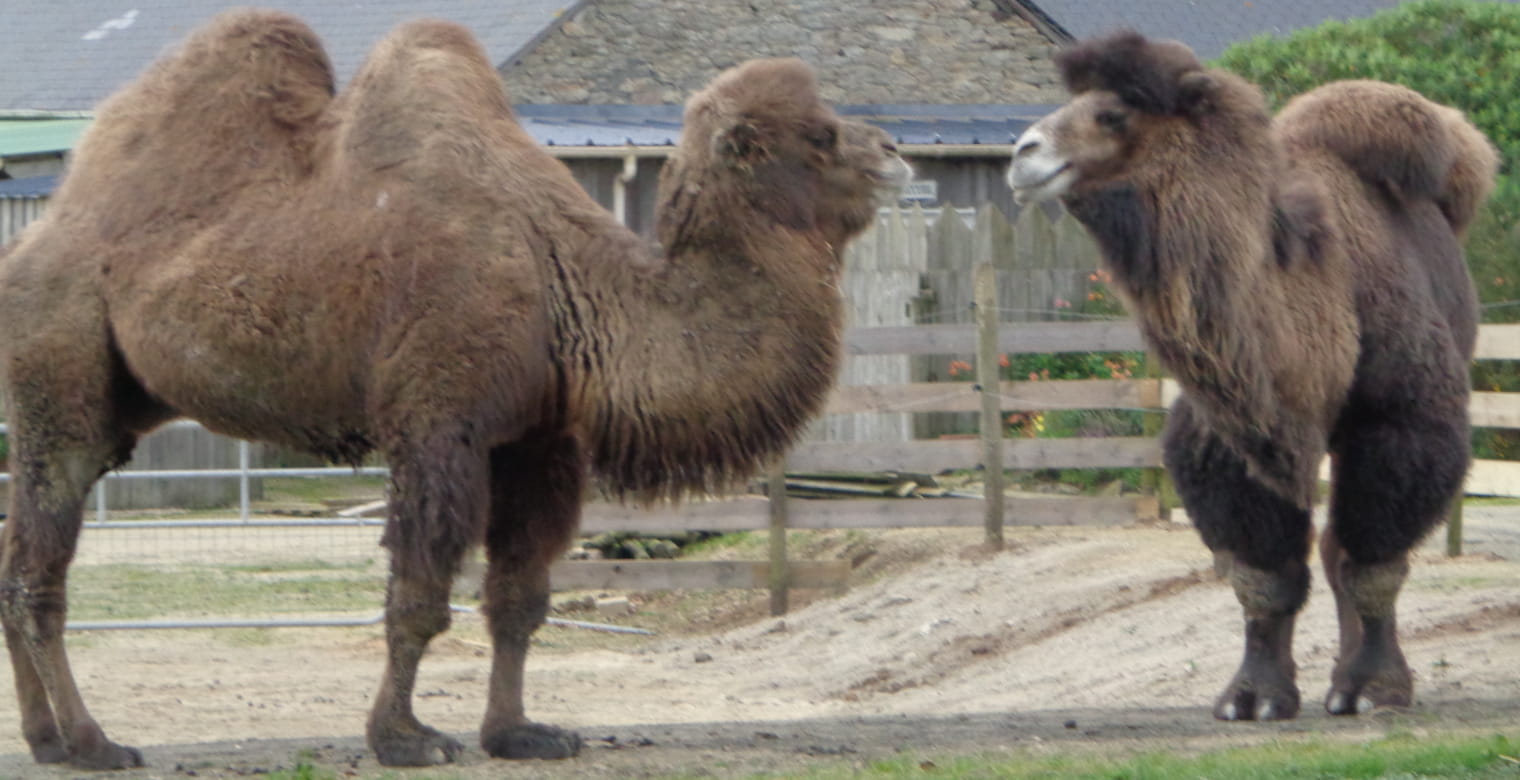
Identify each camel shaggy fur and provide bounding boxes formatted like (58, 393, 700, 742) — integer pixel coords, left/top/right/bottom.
(0, 10, 909, 769)
(1008, 32, 1494, 722)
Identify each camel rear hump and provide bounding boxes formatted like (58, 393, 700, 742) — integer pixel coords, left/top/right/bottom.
(1275, 80, 1496, 235)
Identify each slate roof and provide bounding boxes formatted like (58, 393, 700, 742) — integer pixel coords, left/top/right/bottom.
(1026, 0, 1520, 61)
(0, 0, 587, 112)
(0, 174, 57, 198)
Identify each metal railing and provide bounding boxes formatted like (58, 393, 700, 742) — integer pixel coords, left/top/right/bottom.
(0, 420, 389, 526)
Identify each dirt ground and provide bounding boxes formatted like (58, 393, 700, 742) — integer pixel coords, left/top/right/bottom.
(0, 505, 1517, 779)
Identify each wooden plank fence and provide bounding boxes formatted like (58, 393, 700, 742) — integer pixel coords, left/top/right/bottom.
(556, 315, 1520, 610)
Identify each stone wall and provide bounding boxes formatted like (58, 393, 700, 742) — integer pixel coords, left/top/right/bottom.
(501, 0, 1066, 105)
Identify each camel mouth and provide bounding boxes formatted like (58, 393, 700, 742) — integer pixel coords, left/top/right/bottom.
(870, 158, 915, 201)
(1009, 163, 1071, 205)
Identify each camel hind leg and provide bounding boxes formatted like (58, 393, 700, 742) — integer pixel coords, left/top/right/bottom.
(1323, 407, 1467, 715)
(1163, 399, 1314, 721)
(477, 436, 583, 760)
(0, 372, 145, 768)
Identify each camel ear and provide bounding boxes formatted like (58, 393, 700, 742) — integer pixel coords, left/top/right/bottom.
(716, 121, 765, 161)
(1176, 72, 1218, 118)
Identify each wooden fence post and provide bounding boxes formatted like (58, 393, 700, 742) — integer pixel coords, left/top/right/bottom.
(1138, 353, 1173, 517)
(975, 262, 1005, 550)
(1446, 492, 1464, 557)
(767, 459, 790, 615)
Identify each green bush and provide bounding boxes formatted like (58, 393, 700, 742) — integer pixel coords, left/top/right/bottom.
(1218, 0, 1520, 458)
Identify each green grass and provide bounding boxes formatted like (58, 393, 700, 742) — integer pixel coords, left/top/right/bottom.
(260, 474, 387, 504)
(776, 733, 1518, 780)
(257, 733, 1519, 778)
(68, 561, 384, 621)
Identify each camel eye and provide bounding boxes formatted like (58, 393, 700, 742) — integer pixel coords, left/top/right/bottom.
(1096, 109, 1127, 131)
(807, 126, 838, 150)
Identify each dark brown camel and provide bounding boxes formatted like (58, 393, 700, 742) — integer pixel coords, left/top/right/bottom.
(0, 10, 910, 769)
(1007, 32, 1494, 721)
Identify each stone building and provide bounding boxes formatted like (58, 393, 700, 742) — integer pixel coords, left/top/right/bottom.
(500, 0, 1067, 106)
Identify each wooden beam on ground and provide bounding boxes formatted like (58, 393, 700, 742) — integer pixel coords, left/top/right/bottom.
(548, 560, 850, 592)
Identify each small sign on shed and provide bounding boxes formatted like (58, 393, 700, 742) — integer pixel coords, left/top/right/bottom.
(900, 179, 938, 203)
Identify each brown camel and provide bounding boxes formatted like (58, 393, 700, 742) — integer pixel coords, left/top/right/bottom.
(1008, 32, 1494, 721)
(0, 10, 910, 769)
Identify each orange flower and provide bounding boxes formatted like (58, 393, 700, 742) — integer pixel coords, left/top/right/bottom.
(999, 353, 1011, 368)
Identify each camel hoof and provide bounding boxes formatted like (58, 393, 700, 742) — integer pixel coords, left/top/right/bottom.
(1326, 648, 1413, 716)
(372, 726, 464, 767)
(1325, 678, 1411, 716)
(481, 722, 582, 760)
(69, 741, 144, 770)
(1213, 681, 1300, 722)
(25, 730, 68, 764)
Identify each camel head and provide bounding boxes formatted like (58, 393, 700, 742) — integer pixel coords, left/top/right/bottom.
(1007, 31, 1269, 206)
(663, 58, 911, 245)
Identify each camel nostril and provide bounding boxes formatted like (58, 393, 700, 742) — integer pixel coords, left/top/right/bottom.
(1015, 139, 1040, 158)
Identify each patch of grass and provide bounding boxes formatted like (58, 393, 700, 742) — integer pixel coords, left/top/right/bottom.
(68, 562, 385, 621)
(1463, 496, 1520, 508)
(260, 475, 387, 505)
(224, 558, 376, 574)
(679, 530, 757, 556)
(266, 763, 336, 780)
(783, 732, 1519, 780)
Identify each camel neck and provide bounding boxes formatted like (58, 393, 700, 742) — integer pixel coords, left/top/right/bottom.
(547, 226, 845, 501)
(1066, 172, 1319, 505)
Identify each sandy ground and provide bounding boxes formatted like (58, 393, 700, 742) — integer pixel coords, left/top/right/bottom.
(0, 507, 1517, 778)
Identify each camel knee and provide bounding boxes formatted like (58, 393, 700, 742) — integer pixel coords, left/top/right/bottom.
(481, 573, 549, 642)
(1337, 556, 1409, 619)
(1228, 558, 1310, 619)
(384, 577, 453, 640)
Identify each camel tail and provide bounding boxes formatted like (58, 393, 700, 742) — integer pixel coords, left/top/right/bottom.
(1432, 104, 1500, 238)
(1275, 80, 1498, 238)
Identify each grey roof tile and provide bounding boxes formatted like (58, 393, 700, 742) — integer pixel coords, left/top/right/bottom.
(0, 174, 57, 198)
(0, 1, 585, 112)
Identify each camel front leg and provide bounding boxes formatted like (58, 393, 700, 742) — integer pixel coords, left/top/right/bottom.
(1323, 411, 1466, 715)
(1322, 527, 1414, 714)
(365, 572, 463, 765)
(366, 430, 487, 766)
(478, 438, 583, 760)
(1215, 557, 1308, 721)
(1162, 399, 1313, 721)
